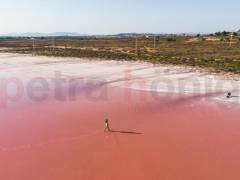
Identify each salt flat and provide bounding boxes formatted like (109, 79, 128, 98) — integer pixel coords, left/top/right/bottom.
(0, 53, 239, 104)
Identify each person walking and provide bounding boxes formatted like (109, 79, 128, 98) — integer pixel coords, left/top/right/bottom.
(104, 119, 111, 132)
(227, 92, 232, 98)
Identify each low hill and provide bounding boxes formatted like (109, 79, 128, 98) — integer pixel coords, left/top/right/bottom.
(0, 32, 86, 37)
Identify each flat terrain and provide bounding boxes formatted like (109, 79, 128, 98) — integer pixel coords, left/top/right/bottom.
(1, 54, 240, 180)
(1, 35, 240, 73)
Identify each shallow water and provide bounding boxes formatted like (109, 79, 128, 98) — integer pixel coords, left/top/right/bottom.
(1, 53, 240, 179)
(1, 81, 240, 180)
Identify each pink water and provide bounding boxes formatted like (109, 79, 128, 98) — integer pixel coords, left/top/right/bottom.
(1, 83, 240, 180)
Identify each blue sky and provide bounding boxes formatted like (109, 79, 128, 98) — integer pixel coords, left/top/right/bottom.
(0, 0, 239, 34)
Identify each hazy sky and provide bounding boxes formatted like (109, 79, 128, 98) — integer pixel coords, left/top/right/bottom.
(0, 0, 239, 34)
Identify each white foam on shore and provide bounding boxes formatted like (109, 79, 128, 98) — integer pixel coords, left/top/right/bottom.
(0, 53, 240, 104)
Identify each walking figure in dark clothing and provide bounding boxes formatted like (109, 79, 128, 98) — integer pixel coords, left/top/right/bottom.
(227, 92, 232, 99)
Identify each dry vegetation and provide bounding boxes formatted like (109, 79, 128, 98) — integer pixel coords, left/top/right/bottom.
(1, 35, 240, 73)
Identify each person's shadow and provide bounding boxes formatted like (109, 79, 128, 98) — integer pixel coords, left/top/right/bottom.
(227, 95, 240, 99)
(229, 96, 240, 98)
(109, 129, 142, 135)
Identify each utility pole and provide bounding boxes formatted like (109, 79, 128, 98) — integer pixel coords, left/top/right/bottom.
(229, 32, 234, 47)
(31, 38, 35, 55)
(52, 37, 55, 49)
(154, 35, 156, 51)
(51, 37, 55, 55)
(135, 35, 138, 58)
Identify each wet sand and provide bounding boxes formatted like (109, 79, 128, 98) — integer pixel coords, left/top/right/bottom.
(1, 53, 240, 180)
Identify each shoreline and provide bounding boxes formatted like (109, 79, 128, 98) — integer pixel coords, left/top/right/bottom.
(2, 46, 240, 77)
(1, 51, 240, 79)
(0, 52, 240, 106)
